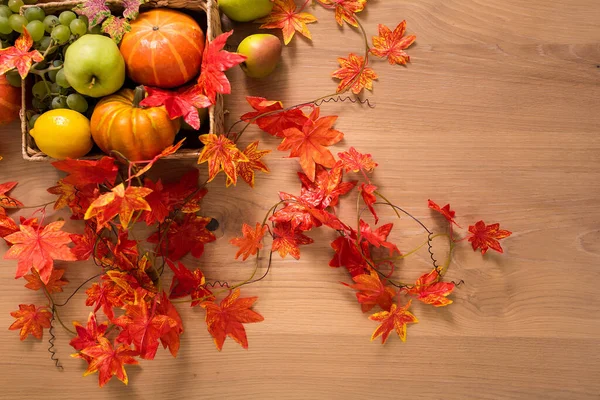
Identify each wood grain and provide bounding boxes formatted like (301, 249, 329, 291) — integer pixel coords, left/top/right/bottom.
(1, 1, 599, 398)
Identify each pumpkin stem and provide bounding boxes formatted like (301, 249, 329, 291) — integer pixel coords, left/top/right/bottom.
(133, 86, 146, 108)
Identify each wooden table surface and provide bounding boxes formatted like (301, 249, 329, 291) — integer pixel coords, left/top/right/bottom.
(1, 1, 599, 399)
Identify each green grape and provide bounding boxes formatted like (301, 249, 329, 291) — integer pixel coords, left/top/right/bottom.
(50, 24, 69, 44)
(24, 6, 44, 22)
(66, 93, 88, 113)
(0, 5, 12, 19)
(0, 16, 12, 34)
(51, 96, 67, 109)
(69, 18, 86, 36)
(78, 15, 88, 26)
(43, 14, 58, 33)
(7, 0, 23, 13)
(47, 60, 62, 82)
(5, 69, 21, 87)
(31, 80, 49, 99)
(25, 19, 43, 41)
(55, 68, 70, 88)
(88, 24, 101, 34)
(8, 14, 26, 33)
(32, 97, 46, 110)
(58, 10, 75, 26)
(28, 114, 40, 129)
(37, 34, 51, 50)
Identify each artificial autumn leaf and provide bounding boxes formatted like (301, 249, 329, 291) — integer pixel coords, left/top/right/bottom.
(359, 220, 400, 256)
(370, 21, 416, 65)
(147, 214, 216, 261)
(101, 16, 131, 43)
(0, 181, 23, 209)
(278, 114, 344, 181)
(404, 269, 455, 307)
(329, 235, 370, 277)
(298, 162, 357, 209)
(162, 169, 207, 213)
(104, 231, 139, 270)
(309, 208, 352, 233)
(70, 223, 109, 261)
(230, 222, 267, 261)
(197, 30, 246, 103)
(0, 29, 44, 79)
(155, 292, 184, 357)
(123, 0, 144, 20)
(227, 141, 270, 188)
(256, 0, 317, 45)
(24, 268, 68, 294)
(78, 337, 139, 387)
(85, 280, 126, 320)
(342, 268, 396, 313)
(332, 53, 378, 95)
(468, 220, 512, 255)
(167, 260, 214, 306)
(369, 300, 418, 344)
(73, 0, 111, 27)
(241, 96, 308, 138)
(200, 289, 264, 351)
(318, 0, 366, 27)
(271, 222, 313, 259)
(4, 220, 76, 284)
(9, 304, 52, 340)
(84, 183, 152, 231)
(428, 199, 459, 227)
(130, 139, 186, 180)
(105, 270, 151, 301)
(198, 134, 249, 185)
(47, 179, 98, 219)
(141, 179, 170, 225)
(0, 208, 18, 239)
(70, 312, 108, 352)
(271, 193, 321, 231)
(52, 156, 118, 186)
(360, 183, 378, 223)
(338, 147, 378, 174)
(140, 85, 212, 130)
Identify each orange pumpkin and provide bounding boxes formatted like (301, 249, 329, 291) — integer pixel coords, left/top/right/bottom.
(0, 75, 21, 124)
(119, 9, 205, 88)
(90, 87, 181, 161)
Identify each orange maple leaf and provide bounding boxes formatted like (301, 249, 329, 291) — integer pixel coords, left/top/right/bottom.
(0, 28, 44, 78)
(343, 268, 396, 313)
(318, 0, 366, 27)
(84, 183, 152, 231)
(9, 304, 52, 340)
(24, 268, 68, 294)
(230, 222, 268, 261)
(226, 141, 270, 188)
(338, 147, 378, 174)
(428, 199, 460, 227)
(241, 96, 308, 137)
(0, 181, 24, 209)
(85, 281, 126, 320)
(369, 300, 418, 343)
(130, 139, 186, 179)
(271, 222, 313, 259)
(332, 53, 378, 95)
(0, 208, 18, 239)
(370, 21, 416, 65)
(257, 0, 317, 45)
(4, 220, 77, 284)
(200, 288, 264, 351)
(404, 270, 455, 307)
(468, 220, 512, 255)
(79, 336, 139, 387)
(198, 134, 249, 185)
(278, 113, 344, 181)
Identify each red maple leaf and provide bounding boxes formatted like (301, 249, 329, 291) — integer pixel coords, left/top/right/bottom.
(256, 0, 317, 45)
(147, 214, 216, 261)
(85, 280, 126, 320)
(23, 268, 68, 294)
(240, 96, 308, 137)
(338, 147, 378, 174)
(140, 85, 211, 130)
(271, 222, 313, 259)
(0, 181, 24, 209)
(70, 312, 108, 353)
(360, 183, 378, 223)
(141, 179, 170, 226)
(198, 134, 249, 185)
(332, 53, 378, 95)
(84, 183, 152, 231)
(227, 141, 270, 188)
(78, 337, 139, 387)
(369, 300, 418, 343)
(4, 220, 76, 284)
(162, 169, 207, 213)
(9, 304, 52, 340)
(404, 269, 455, 307)
(359, 220, 400, 256)
(197, 30, 246, 103)
(52, 156, 118, 186)
(468, 220, 512, 255)
(428, 199, 460, 227)
(155, 292, 184, 357)
(271, 192, 322, 231)
(278, 113, 344, 181)
(329, 235, 371, 277)
(298, 161, 357, 209)
(230, 222, 267, 261)
(343, 268, 396, 313)
(104, 231, 139, 271)
(70, 223, 109, 261)
(47, 179, 99, 219)
(129, 139, 186, 180)
(370, 21, 416, 65)
(318, 0, 366, 27)
(0, 29, 44, 78)
(0, 208, 18, 239)
(167, 260, 214, 306)
(200, 289, 264, 351)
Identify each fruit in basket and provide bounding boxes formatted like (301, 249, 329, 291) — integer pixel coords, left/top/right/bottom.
(218, 0, 273, 22)
(237, 34, 282, 78)
(63, 34, 125, 97)
(90, 87, 181, 161)
(0, 74, 21, 124)
(29, 109, 93, 159)
(120, 9, 205, 88)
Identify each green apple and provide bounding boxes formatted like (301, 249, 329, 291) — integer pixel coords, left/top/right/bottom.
(218, 0, 273, 22)
(237, 34, 282, 79)
(63, 34, 125, 98)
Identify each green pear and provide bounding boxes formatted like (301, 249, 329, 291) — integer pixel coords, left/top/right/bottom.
(237, 34, 282, 79)
(218, 0, 273, 22)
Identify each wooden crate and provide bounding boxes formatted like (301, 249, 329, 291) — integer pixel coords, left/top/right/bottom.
(20, 0, 224, 161)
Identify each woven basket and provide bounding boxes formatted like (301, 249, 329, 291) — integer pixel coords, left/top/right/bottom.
(20, 0, 224, 161)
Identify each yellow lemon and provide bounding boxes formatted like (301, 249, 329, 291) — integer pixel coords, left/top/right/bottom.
(29, 109, 93, 159)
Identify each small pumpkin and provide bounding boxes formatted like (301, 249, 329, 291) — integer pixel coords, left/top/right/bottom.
(0, 74, 21, 125)
(120, 9, 205, 88)
(90, 86, 181, 161)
